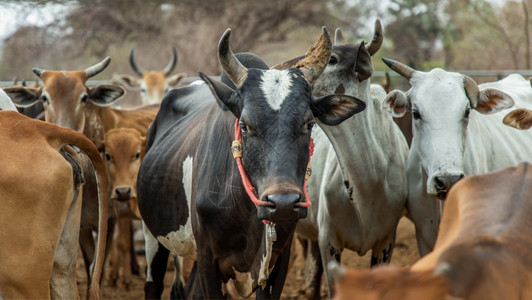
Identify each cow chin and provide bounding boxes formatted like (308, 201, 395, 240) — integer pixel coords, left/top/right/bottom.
(257, 184, 307, 223)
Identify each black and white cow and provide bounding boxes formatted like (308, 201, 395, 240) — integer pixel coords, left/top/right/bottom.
(137, 27, 366, 299)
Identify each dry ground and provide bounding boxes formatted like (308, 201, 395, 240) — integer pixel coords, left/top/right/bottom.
(77, 217, 419, 299)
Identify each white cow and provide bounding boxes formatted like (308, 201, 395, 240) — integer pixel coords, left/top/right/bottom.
(382, 58, 532, 256)
(282, 20, 409, 298)
(0, 89, 18, 111)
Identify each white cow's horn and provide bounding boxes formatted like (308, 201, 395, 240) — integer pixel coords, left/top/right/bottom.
(382, 58, 416, 81)
(463, 74, 479, 107)
(366, 19, 383, 56)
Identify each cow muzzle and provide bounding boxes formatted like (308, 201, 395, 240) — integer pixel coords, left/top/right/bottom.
(113, 186, 133, 202)
(257, 193, 307, 223)
(431, 173, 465, 200)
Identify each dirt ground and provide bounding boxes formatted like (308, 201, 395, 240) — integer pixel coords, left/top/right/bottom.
(77, 217, 419, 299)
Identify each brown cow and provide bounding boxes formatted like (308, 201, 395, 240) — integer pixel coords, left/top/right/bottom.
(95, 128, 145, 289)
(330, 163, 532, 300)
(3, 57, 159, 291)
(113, 47, 186, 107)
(0, 111, 108, 300)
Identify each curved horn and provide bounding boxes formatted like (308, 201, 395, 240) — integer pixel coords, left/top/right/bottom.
(366, 19, 383, 56)
(33, 68, 44, 77)
(163, 47, 178, 76)
(218, 28, 248, 88)
(85, 56, 111, 78)
(334, 28, 344, 45)
(382, 58, 416, 81)
(295, 26, 332, 85)
(129, 48, 144, 76)
(463, 74, 479, 107)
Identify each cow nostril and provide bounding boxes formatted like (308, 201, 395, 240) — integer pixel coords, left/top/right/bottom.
(115, 187, 132, 201)
(434, 176, 446, 191)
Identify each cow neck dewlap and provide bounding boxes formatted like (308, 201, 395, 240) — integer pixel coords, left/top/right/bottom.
(260, 70, 293, 111)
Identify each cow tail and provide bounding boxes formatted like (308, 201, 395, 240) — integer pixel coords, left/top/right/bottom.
(47, 125, 108, 300)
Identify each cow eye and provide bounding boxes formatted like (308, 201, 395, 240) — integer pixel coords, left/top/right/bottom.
(40, 95, 48, 103)
(105, 153, 112, 161)
(412, 109, 422, 120)
(329, 56, 338, 65)
(239, 121, 248, 132)
(307, 121, 315, 131)
(81, 95, 88, 103)
(141, 88, 147, 93)
(134, 152, 141, 160)
(464, 107, 471, 118)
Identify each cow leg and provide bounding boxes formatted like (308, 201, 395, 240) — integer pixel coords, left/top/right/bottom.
(197, 248, 224, 299)
(370, 230, 396, 267)
(107, 223, 119, 287)
(186, 261, 203, 299)
(318, 236, 342, 298)
(256, 239, 293, 300)
(143, 222, 169, 299)
(170, 254, 186, 299)
(50, 182, 83, 299)
(117, 219, 134, 290)
(303, 240, 323, 300)
(130, 222, 140, 275)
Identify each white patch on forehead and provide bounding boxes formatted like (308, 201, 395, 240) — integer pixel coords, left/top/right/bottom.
(156, 156, 196, 259)
(260, 70, 293, 111)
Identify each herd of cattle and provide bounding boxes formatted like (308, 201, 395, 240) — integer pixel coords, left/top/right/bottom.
(1, 19, 532, 300)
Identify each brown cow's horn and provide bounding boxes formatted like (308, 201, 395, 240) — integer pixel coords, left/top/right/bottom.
(463, 74, 479, 107)
(382, 58, 416, 81)
(218, 28, 248, 88)
(295, 26, 332, 85)
(366, 19, 383, 56)
(163, 47, 178, 76)
(33, 68, 44, 77)
(334, 28, 344, 45)
(85, 56, 111, 78)
(129, 48, 144, 76)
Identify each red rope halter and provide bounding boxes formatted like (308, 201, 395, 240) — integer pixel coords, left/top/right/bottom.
(231, 118, 313, 213)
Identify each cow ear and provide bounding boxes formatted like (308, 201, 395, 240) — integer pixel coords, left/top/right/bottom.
(167, 73, 186, 87)
(91, 138, 105, 153)
(474, 88, 514, 114)
(112, 74, 140, 89)
(89, 85, 125, 106)
(3, 87, 40, 107)
(503, 108, 532, 130)
(312, 94, 366, 126)
(199, 72, 241, 117)
(354, 42, 373, 82)
(382, 90, 409, 118)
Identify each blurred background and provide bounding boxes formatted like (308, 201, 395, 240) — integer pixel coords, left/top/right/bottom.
(0, 0, 528, 84)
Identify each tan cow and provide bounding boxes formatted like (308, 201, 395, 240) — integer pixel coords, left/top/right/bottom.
(3, 57, 159, 291)
(95, 128, 145, 289)
(330, 162, 532, 300)
(0, 110, 108, 300)
(113, 47, 186, 106)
